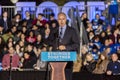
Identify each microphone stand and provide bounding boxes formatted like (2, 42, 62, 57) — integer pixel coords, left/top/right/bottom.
(45, 62, 51, 80)
(9, 56, 12, 80)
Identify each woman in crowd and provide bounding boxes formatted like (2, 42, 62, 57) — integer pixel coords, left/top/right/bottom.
(11, 14, 22, 27)
(7, 41, 14, 49)
(21, 26, 27, 35)
(15, 44, 23, 58)
(34, 34, 43, 49)
(7, 37, 14, 44)
(81, 12, 89, 29)
(93, 53, 109, 74)
(20, 33, 27, 46)
(106, 25, 112, 36)
(34, 46, 47, 70)
(21, 51, 37, 69)
(11, 25, 17, 36)
(88, 31, 95, 42)
(86, 23, 93, 33)
(18, 40, 25, 53)
(44, 22, 50, 29)
(99, 31, 108, 44)
(26, 30, 36, 44)
(82, 53, 97, 73)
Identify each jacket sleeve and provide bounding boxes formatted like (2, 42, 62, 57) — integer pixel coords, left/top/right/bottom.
(66, 28, 79, 51)
(2, 55, 7, 68)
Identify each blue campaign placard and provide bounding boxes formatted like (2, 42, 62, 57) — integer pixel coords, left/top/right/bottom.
(41, 51, 77, 61)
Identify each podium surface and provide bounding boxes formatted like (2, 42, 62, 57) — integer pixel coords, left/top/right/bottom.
(41, 51, 77, 80)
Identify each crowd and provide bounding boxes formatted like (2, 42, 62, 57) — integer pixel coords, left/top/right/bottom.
(0, 11, 58, 70)
(80, 12, 120, 75)
(0, 10, 120, 76)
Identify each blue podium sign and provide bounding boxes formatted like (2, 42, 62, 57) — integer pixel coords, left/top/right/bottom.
(41, 51, 77, 61)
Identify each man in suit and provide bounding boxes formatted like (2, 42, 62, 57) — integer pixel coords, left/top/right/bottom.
(52, 12, 79, 80)
(0, 11, 11, 32)
(22, 11, 33, 29)
(2, 47, 20, 70)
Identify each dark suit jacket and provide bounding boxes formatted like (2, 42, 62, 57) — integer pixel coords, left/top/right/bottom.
(52, 26, 79, 51)
(52, 26, 79, 69)
(0, 18, 11, 31)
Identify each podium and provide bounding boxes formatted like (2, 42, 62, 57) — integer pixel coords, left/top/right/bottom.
(41, 52, 77, 80)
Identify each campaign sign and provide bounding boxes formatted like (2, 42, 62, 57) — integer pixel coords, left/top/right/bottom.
(41, 52, 77, 61)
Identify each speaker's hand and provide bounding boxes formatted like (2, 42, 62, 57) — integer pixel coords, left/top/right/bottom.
(58, 45, 66, 50)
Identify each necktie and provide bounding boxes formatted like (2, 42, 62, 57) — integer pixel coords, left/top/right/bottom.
(59, 28, 63, 42)
(4, 21, 8, 31)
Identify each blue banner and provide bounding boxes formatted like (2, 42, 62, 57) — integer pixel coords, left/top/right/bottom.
(41, 51, 77, 61)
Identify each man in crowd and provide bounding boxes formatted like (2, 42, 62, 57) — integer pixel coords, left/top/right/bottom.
(2, 47, 20, 70)
(0, 11, 11, 32)
(107, 53, 120, 75)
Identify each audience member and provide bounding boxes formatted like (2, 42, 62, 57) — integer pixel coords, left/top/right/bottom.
(93, 53, 109, 74)
(0, 11, 11, 32)
(82, 53, 97, 73)
(2, 47, 20, 70)
(107, 54, 120, 75)
(81, 12, 89, 29)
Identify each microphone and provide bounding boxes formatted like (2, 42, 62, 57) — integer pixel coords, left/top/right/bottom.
(9, 55, 13, 80)
(10, 56, 12, 62)
(10, 55, 12, 70)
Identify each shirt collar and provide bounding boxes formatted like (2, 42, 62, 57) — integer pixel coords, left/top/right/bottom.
(3, 18, 7, 21)
(59, 25, 67, 30)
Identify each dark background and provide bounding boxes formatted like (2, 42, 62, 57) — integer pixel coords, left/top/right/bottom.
(0, 0, 43, 6)
(0, 0, 105, 6)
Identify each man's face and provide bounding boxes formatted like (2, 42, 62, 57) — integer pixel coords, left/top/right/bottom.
(96, 14, 100, 19)
(3, 12, 8, 18)
(27, 45, 32, 52)
(112, 54, 118, 62)
(26, 12, 30, 17)
(50, 16, 54, 20)
(9, 47, 14, 55)
(37, 35, 42, 41)
(58, 14, 67, 27)
(38, 15, 42, 20)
